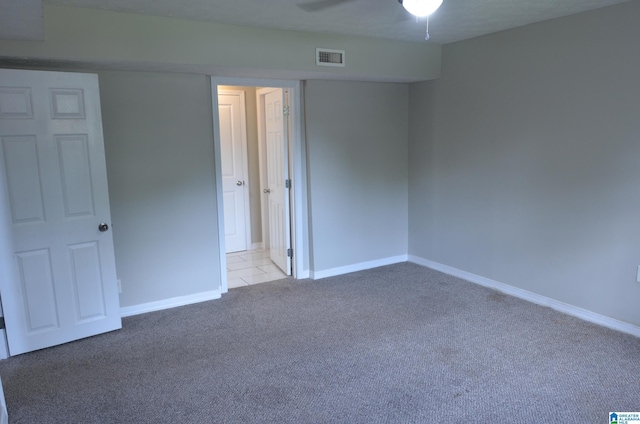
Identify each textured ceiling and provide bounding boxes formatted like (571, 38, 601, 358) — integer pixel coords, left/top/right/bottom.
(42, 0, 630, 44)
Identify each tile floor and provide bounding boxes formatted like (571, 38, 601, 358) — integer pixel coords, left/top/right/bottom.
(226, 249, 288, 289)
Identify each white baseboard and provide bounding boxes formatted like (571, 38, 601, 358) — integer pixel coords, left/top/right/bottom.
(120, 290, 222, 318)
(409, 255, 640, 338)
(312, 255, 408, 280)
(295, 269, 310, 279)
(250, 242, 264, 251)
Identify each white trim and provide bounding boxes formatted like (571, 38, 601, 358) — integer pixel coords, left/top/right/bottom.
(409, 255, 640, 339)
(211, 85, 228, 294)
(211, 77, 309, 284)
(250, 242, 264, 251)
(120, 290, 222, 318)
(289, 83, 308, 281)
(312, 255, 408, 280)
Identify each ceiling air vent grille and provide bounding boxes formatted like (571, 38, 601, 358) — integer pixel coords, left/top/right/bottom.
(316, 48, 345, 67)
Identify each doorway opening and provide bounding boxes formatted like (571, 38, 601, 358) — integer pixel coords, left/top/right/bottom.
(211, 78, 308, 292)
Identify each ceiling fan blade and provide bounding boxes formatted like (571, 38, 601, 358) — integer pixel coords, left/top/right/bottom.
(297, 0, 356, 12)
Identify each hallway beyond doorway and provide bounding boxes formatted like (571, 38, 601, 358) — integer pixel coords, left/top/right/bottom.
(226, 249, 288, 289)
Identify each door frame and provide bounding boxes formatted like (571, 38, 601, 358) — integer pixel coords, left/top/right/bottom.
(211, 77, 309, 292)
(217, 88, 252, 253)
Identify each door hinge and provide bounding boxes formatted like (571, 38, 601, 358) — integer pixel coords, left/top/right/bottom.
(285, 179, 291, 189)
(283, 106, 290, 116)
(287, 248, 293, 258)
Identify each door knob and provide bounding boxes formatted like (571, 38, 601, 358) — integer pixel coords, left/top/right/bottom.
(98, 223, 109, 232)
(236, 181, 243, 186)
(263, 188, 271, 193)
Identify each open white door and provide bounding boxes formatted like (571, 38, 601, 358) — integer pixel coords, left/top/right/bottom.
(0, 69, 121, 356)
(218, 90, 250, 253)
(264, 89, 291, 275)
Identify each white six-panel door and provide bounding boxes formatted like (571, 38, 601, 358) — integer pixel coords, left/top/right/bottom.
(264, 89, 291, 275)
(218, 90, 250, 254)
(0, 69, 121, 355)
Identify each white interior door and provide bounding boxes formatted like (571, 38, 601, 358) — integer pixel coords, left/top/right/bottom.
(0, 69, 121, 356)
(218, 90, 250, 254)
(264, 89, 291, 275)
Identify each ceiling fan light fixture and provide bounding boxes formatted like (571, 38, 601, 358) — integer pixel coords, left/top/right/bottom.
(400, 0, 443, 17)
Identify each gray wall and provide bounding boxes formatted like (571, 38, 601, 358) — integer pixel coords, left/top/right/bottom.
(100, 76, 411, 303)
(99, 71, 221, 308)
(306, 80, 409, 273)
(408, 1, 640, 326)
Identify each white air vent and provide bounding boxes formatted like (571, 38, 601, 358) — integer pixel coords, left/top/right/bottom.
(316, 48, 345, 67)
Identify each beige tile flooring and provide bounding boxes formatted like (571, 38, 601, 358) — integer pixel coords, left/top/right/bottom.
(226, 249, 288, 289)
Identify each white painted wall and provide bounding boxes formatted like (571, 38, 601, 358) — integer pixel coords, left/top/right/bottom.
(306, 80, 409, 275)
(98, 71, 221, 308)
(408, 1, 640, 327)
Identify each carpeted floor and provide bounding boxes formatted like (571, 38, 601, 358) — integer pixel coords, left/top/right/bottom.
(0, 262, 638, 423)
